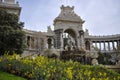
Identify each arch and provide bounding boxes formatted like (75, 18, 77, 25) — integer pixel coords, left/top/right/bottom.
(85, 41, 90, 50)
(64, 28, 77, 38)
(47, 38, 52, 49)
(63, 28, 77, 50)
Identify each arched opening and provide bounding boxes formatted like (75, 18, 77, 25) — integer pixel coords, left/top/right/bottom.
(63, 29, 77, 50)
(85, 41, 90, 50)
(47, 38, 52, 49)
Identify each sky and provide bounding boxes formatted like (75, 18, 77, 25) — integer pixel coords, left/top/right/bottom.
(18, 0, 120, 35)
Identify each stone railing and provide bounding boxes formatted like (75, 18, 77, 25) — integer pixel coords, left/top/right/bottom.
(85, 34, 120, 40)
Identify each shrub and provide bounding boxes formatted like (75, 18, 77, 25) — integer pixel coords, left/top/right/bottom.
(0, 54, 120, 80)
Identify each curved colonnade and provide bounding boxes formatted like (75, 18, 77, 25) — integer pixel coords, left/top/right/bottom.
(85, 34, 120, 53)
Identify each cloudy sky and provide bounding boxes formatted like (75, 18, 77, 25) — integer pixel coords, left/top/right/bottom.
(18, 0, 120, 35)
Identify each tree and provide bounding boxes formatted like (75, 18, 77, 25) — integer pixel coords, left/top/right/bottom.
(0, 9, 26, 55)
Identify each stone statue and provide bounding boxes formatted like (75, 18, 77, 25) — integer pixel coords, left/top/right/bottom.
(66, 35, 76, 50)
(90, 46, 99, 58)
(91, 58, 98, 65)
(90, 45, 99, 65)
(47, 26, 52, 32)
(47, 26, 54, 36)
(85, 29, 89, 36)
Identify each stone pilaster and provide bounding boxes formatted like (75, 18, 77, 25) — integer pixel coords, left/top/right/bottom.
(79, 30, 85, 48)
(54, 29, 63, 49)
(60, 33, 63, 50)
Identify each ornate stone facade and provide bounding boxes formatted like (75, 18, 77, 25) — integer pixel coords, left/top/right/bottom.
(0, 1, 120, 64)
(0, 0, 21, 17)
(54, 5, 85, 50)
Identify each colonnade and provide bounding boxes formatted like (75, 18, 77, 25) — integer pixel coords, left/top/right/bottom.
(26, 35, 45, 52)
(26, 36, 38, 49)
(92, 40, 120, 51)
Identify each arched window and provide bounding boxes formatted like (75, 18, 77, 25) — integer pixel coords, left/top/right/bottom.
(85, 41, 90, 50)
(47, 38, 52, 49)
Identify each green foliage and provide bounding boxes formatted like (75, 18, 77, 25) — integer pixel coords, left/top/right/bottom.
(44, 49, 59, 58)
(0, 54, 120, 80)
(98, 51, 104, 64)
(98, 52, 113, 65)
(44, 49, 52, 57)
(0, 9, 26, 55)
(0, 71, 27, 80)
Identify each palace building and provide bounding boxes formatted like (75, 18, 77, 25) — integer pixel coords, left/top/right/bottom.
(0, 0, 120, 64)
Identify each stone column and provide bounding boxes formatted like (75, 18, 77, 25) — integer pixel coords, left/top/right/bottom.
(45, 38, 48, 49)
(108, 42, 110, 51)
(79, 36, 82, 48)
(51, 38, 54, 49)
(117, 40, 119, 48)
(32, 37, 34, 49)
(36, 38, 39, 49)
(117, 40, 120, 49)
(103, 41, 106, 51)
(112, 41, 115, 50)
(41, 38, 44, 51)
(36, 38, 39, 53)
(34, 37, 36, 49)
(77, 36, 80, 48)
(95, 41, 97, 48)
(25, 35, 29, 49)
(78, 30, 85, 49)
(90, 41, 93, 51)
(29, 36, 32, 49)
(81, 35, 85, 49)
(54, 29, 63, 49)
(60, 32, 63, 50)
(115, 41, 117, 50)
(118, 40, 120, 46)
(99, 42, 101, 51)
(36, 38, 38, 49)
